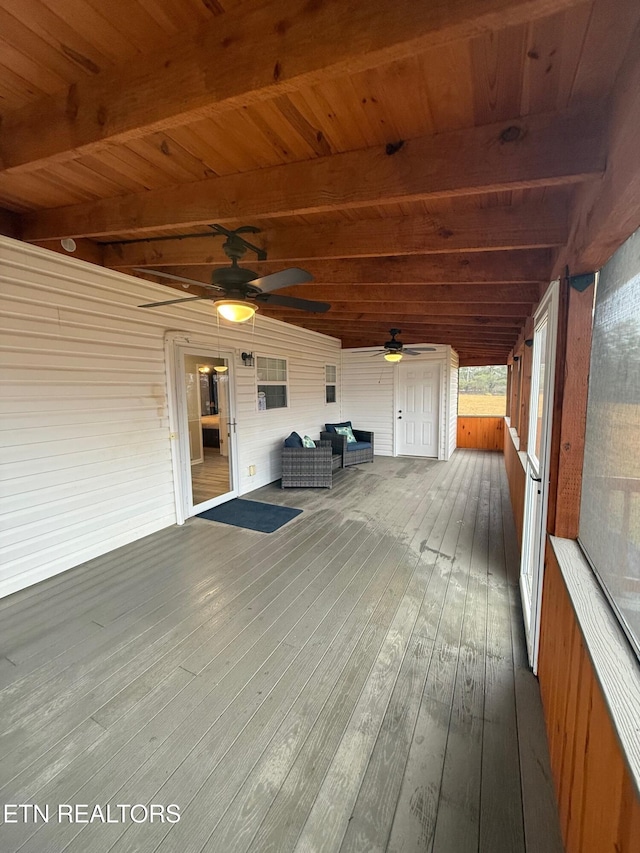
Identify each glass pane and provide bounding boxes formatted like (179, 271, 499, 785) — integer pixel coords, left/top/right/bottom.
(184, 354, 231, 506)
(326, 385, 336, 404)
(257, 356, 286, 381)
(256, 357, 269, 381)
(534, 322, 548, 463)
(326, 365, 337, 383)
(580, 228, 640, 657)
(258, 384, 287, 409)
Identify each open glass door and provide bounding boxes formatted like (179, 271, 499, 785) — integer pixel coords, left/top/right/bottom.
(520, 281, 558, 672)
(177, 346, 238, 517)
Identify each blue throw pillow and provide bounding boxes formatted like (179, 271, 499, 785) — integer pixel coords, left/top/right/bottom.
(284, 431, 303, 448)
(325, 421, 352, 433)
(302, 435, 316, 448)
(335, 425, 356, 443)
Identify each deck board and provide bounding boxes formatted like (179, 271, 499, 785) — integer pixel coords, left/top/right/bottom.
(0, 450, 563, 853)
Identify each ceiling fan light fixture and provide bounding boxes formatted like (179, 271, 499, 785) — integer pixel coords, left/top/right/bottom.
(384, 352, 403, 362)
(213, 299, 257, 323)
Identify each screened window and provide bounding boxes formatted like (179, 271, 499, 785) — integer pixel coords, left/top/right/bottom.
(325, 364, 337, 404)
(457, 365, 507, 416)
(256, 356, 288, 410)
(579, 227, 640, 658)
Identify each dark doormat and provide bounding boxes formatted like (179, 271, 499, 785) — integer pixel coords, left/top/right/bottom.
(196, 498, 303, 533)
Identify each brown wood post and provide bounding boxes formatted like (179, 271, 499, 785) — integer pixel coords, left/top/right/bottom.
(546, 275, 595, 538)
(518, 318, 534, 452)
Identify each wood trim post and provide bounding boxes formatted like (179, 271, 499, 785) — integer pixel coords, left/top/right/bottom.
(546, 275, 595, 538)
(518, 318, 534, 452)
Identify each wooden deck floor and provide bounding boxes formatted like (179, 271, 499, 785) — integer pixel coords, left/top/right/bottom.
(0, 450, 563, 853)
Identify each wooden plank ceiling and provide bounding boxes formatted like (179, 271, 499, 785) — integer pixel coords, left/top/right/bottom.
(1, 0, 639, 365)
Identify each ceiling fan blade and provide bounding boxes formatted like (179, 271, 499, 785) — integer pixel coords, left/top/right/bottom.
(134, 267, 220, 290)
(138, 296, 212, 308)
(369, 351, 386, 356)
(404, 347, 437, 354)
(249, 267, 313, 293)
(255, 293, 330, 313)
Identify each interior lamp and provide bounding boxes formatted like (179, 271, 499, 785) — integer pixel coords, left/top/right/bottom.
(213, 364, 228, 373)
(213, 299, 257, 323)
(384, 352, 403, 362)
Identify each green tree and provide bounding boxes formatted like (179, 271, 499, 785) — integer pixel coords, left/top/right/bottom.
(459, 365, 507, 395)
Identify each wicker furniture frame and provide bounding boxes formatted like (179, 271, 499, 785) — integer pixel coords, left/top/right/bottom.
(281, 440, 341, 489)
(320, 429, 374, 468)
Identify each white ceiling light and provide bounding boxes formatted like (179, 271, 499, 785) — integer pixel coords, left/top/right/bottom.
(213, 299, 257, 323)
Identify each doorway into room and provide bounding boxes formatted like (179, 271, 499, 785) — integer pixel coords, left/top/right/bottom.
(169, 341, 239, 521)
(520, 281, 559, 673)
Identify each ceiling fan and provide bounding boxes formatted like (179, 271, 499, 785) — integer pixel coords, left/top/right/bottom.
(372, 329, 437, 362)
(135, 224, 330, 322)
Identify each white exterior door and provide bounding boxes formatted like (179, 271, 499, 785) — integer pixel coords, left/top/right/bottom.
(396, 361, 440, 457)
(167, 338, 239, 523)
(520, 281, 559, 673)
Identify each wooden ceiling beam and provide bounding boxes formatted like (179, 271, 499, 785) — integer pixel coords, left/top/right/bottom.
(132, 280, 543, 303)
(262, 283, 544, 303)
(340, 344, 512, 357)
(554, 23, 640, 275)
(272, 320, 518, 340)
(263, 302, 529, 317)
(1, 0, 586, 176)
(456, 348, 510, 353)
(328, 332, 512, 344)
(458, 360, 509, 366)
(104, 201, 568, 267)
(0, 208, 21, 239)
(458, 360, 508, 366)
(265, 315, 523, 331)
(141, 251, 552, 286)
(21, 106, 605, 241)
(276, 319, 520, 336)
(31, 239, 104, 266)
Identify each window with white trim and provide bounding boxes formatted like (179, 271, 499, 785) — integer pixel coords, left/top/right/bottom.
(256, 356, 288, 410)
(325, 364, 337, 404)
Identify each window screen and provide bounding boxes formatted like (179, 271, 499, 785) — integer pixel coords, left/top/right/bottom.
(579, 228, 640, 657)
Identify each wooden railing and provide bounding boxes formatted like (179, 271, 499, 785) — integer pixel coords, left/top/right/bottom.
(456, 415, 504, 451)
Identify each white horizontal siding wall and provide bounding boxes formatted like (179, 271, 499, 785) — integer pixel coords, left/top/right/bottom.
(0, 237, 340, 598)
(340, 345, 455, 459)
(232, 325, 341, 487)
(339, 350, 396, 455)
